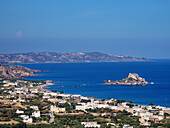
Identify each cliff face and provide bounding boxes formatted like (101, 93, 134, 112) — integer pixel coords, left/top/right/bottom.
(0, 52, 150, 64)
(0, 63, 41, 79)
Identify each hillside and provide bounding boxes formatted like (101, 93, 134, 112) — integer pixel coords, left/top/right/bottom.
(0, 63, 41, 79)
(0, 52, 150, 64)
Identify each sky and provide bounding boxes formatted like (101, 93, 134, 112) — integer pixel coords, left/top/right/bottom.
(0, 0, 170, 59)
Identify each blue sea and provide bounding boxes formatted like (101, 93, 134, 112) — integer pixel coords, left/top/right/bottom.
(20, 60, 170, 107)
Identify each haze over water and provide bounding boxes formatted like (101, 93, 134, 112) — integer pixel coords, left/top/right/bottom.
(21, 60, 170, 107)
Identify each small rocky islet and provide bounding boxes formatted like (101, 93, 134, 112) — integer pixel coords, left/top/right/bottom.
(105, 73, 154, 86)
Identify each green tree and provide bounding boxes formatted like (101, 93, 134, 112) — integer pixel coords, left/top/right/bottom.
(64, 102, 71, 111)
(149, 103, 153, 106)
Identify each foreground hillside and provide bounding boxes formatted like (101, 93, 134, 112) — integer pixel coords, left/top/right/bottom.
(0, 52, 149, 64)
(0, 63, 41, 79)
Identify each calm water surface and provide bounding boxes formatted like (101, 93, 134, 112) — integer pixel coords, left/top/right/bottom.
(20, 60, 170, 107)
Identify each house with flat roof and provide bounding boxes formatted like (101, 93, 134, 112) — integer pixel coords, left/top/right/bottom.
(81, 122, 100, 128)
(50, 105, 66, 113)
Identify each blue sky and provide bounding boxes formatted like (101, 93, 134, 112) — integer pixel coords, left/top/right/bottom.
(0, 0, 170, 59)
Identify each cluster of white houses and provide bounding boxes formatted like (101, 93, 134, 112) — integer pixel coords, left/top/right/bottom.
(75, 99, 169, 126)
(15, 105, 40, 123)
(1, 79, 170, 127)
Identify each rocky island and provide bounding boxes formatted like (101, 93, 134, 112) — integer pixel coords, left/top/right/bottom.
(105, 73, 150, 85)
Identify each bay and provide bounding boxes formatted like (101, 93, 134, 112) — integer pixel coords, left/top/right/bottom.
(20, 60, 170, 107)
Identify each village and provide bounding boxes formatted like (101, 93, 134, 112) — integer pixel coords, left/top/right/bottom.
(0, 78, 169, 128)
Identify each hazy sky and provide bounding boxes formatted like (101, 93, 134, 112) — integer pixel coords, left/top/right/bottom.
(0, 0, 170, 59)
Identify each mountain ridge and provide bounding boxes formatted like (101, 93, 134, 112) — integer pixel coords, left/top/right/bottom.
(0, 52, 150, 64)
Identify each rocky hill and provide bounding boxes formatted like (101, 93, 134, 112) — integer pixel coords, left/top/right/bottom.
(0, 52, 149, 64)
(0, 63, 41, 79)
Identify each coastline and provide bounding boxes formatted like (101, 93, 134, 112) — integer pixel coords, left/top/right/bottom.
(43, 84, 170, 108)
(39, 82, 168, 108)
(38, 82, 55, 93)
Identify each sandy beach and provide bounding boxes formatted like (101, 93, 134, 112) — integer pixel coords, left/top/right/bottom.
(38, 82, 54, 92)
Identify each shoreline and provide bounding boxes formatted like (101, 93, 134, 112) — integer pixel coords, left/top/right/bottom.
(38, 82, 169, 108)
(38, 82, 55, 93)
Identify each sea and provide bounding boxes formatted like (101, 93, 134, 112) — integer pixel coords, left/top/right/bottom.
(19, 60, 170, 107)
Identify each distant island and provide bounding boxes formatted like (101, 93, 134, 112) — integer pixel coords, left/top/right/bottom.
(0, 52, 150, 64)
(105, 73, 153, 86)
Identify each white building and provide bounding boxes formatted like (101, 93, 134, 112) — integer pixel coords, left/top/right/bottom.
(76, 102, 111, 111)
(80, 96, 89, 100)
(107, 123, 117, 127)
(76, 105, 86, 111)
(23, 117, 33, 123)
(31, 90, 38, 93)
(94, 104, 109, 108)
(16, 110, 24, 114)
(18, 99, 26, 102)
(135, 112, 153, 120)
(32, 111, 41, 118)
(44, 92, 58, 97)
(50, 105, 66, 113)
(43, 95, 50, 99)
(159, 111, 164, 116)
(81, 122, 100, 128)
(133, 107, 143, 112)
(48, 98, 66, 103)
(76, 103, 94, 111)
(21, 115, 33, 123)
(123, 124, 133, 128)
(8, 82, 18, 86)
(13, 100, 17, 102)
(30, 106, 39, 111)
(57, 94, 71, 98)
(71, 94, 81, 98)
(3, 80, 10, 83)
